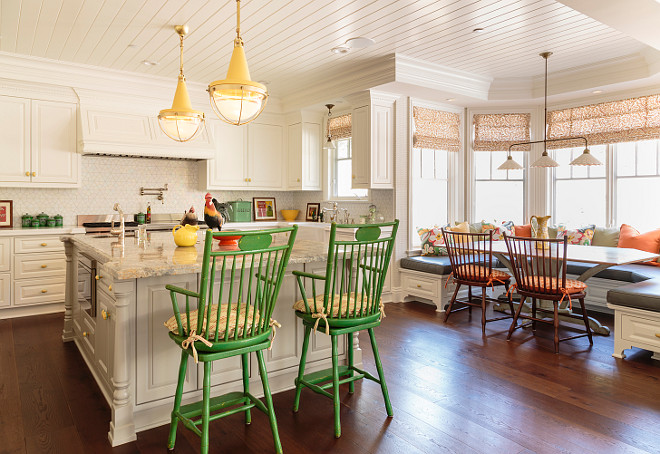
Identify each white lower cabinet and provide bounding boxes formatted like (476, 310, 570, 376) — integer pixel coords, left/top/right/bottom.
(136, 274, 198, 404)
(95, 289, 116, 388)
(0, 274, 10, 307)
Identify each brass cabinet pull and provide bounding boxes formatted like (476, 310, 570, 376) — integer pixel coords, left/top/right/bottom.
(416, 284, 421, 288)
(108, 285, 112, 291)
(41, 289, 48, 293)
(248, 178, 251, 182)
(352, 175, 355, 179)
(25, 171, 30, 176)
(41, 243, 47, 247)
(41, 264, 48, 268)
(82, 331, 89, 337)
(32, 172, 36, 176)
(95, 275, 101, 280)
(297, 178, 301, 182)
(656, 333, 660, 338)
(102, 310, 109, 320)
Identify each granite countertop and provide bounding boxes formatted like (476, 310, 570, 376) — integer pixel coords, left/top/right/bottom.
(62, 231, 328, 280)
(0, 226, 85, 236)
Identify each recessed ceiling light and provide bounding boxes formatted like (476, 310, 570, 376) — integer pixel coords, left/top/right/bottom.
(142, 60, 159, 66)
(473, 28, 484, 33)
(592, 90, 604, 94)
(345, 37, 375, 49)
(331, 45, 351, 55)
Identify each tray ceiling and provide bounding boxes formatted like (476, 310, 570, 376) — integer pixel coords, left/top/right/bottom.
(0, 0, 652, 99)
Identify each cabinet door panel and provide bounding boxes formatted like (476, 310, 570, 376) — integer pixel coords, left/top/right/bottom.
(31, 100, 78, 184)
(0, 273, 10, 307)
(208, 120, 247, 188)
(351, 106, 370, 189)
(287, 123, 302, 189)
(302, 122, 321, 190)
(0, 96, 30, 183)
(96, 291, 115, 384)
(0, 238, 10, 272)
(136, 275, 198, 404)
(248, 123, 283, 189)
(371, 103, 393, 186)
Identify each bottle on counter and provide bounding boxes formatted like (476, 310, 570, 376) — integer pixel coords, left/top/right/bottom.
(146, 203, 152, 224)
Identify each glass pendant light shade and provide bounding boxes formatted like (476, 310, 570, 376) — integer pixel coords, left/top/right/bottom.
(570, 148, 602, 166)
(531, 151, 560, 168)
(208, 1, 268, 126)
(498, 154, 523, 170)
(159, 25, 204, 142)
(323, 135, 336, 151)
(158, 74, 205, 142)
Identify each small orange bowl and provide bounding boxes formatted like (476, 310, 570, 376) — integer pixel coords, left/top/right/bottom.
(217, 234, 243, 246)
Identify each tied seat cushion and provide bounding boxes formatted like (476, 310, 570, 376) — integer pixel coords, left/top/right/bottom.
(518, 277, 587, 295)
(164, 303, 261, 338)
(293, 293, 378, 317)
(454, 265, 510, 283)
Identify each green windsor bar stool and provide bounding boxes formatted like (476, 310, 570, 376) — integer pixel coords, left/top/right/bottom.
(163, 226, 298, 454)
(291, 220, 399, 438)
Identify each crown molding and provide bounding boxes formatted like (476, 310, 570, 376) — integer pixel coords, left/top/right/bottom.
(395, 54, 492, 101)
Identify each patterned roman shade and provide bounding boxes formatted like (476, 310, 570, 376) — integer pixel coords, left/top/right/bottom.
(412, 106, 461, 152)
(473, 113, 531, 151)
(327, 114, 352, 139)
(546, 94, 660, 149)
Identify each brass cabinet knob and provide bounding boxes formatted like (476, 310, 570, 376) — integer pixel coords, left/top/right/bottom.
(297, 178, 301, 182)
(41, 243, 47, 247)
(41, 264, 48, 268)
(32, 172, 36, 176)
(352, 175, 355, 179)
(95, 275, 101, 280)
(244, 178, 248, 182)
(41, 289, 48, 293)
(248, 178, 251, 182)
(656, 333, 660, 338)
(102, 310, 109, 320)
(25, 171, 30, 176)
(108, 285, 112, 292)
(82, 331, 89, 337)
(416, 284, 421, 288)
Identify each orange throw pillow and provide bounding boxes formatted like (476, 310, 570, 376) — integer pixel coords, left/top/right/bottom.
(514, 224, 532, 237)
(618, 224, 660, 266)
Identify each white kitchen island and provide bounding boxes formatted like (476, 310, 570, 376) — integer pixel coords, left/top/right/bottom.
(60, 230, 357, 446)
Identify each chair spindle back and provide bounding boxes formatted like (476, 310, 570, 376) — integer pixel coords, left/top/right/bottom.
(503, 235, 568, 296)
(442, 229, 494, 282)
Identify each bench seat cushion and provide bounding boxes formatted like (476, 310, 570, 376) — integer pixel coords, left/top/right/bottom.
(565, 262, 660, 283)
(400, 256, 503, 276)
(607, 278, 660, 312)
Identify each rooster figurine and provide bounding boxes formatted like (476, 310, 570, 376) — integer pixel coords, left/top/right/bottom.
(180, 206, 198, 227)
(204, 193, 231, 231)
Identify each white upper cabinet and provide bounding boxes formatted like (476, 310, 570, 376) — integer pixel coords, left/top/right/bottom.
(0, 95, 79, 188)
(350, 91, 398, 189)
(287, 114, 322, 191)
(201, 116, 285, 191)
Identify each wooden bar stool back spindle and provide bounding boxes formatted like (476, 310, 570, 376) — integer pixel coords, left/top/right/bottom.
(442, 229, 515, 333)
(503, 235, 593, 353)
(163, 226, 298, 454)
(291, 220, 399, 438)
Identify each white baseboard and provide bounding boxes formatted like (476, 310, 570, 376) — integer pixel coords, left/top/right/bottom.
(0, 302, 64, 319)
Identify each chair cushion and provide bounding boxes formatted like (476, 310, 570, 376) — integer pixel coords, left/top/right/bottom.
(518, 277, 587, 295)
(607, 278, 660, 312)
(454, 265, 510, 283)
(164, 304, 261, 337)
(293, 293, 378, 317)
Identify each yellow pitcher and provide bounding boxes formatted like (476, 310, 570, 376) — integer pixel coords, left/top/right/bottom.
(530, 215, 551, 248)
(172, 224, 199, 247)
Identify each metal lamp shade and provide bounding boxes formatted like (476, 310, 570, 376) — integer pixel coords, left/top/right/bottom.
(158, 75, 205, 142)
(570, 148, 602, 166)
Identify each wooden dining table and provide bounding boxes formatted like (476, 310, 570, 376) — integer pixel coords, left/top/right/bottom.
(487, 241, 660, 335)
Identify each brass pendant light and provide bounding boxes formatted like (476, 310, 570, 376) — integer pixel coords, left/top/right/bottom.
(323, 104, 337, 151)
(208, 0, 268, 126)
(158, 25, 205, 142)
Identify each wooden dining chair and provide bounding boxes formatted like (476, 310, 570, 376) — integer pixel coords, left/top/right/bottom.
(442, 229, 515, 333)
(503, 235, 593, 353)
(163, 226, 298, 454)
(291, 220, 398, 438)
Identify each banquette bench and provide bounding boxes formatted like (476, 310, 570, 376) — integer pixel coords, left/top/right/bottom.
(400, 234, 660, 360)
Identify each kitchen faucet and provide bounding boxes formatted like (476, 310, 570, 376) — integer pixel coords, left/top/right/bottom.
(110, 203, 125, 240)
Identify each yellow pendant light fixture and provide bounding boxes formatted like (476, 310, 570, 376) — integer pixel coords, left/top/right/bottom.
(208, 0, 268, 125)
(158, 25, 205, 142)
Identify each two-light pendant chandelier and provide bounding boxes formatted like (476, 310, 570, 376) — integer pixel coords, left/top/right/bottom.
(158, 0, 268, 142)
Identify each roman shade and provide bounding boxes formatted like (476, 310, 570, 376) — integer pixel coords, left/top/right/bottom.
(412, 106, 461, 152)
(473, 113, 531, 151)
(546, 94, 660, 149)
(328, 114, 352, 139)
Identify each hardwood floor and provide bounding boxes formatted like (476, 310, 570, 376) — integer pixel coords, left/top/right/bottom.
(1, 301, 659, 454)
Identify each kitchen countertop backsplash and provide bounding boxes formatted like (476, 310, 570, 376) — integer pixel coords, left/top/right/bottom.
(3, 155, 393, 226)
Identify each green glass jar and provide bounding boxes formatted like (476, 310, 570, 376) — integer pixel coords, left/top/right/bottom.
(135, 212, 146, 225)
(54, 214, 63, 227)
(37, 212, 49, 227)
(31, 219, 40, 228)
(47, 218, 57, 227)
(21, 214, 33, 228)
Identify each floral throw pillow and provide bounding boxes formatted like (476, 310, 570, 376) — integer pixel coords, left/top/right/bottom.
(417, 226, 446, 256)
(481, 220, 515, 241)
(557, 224, 596, 245)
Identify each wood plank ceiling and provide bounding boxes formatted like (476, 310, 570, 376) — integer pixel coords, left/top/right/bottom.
(0, 0, 649, 99)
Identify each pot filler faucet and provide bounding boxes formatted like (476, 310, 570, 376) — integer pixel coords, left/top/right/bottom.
(110, 203, 125, 240)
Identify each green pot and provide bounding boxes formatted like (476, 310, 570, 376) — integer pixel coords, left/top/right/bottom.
(54, 214, 63, 227)
(37, 212, 49, 227)
(21, 214, 33, 228)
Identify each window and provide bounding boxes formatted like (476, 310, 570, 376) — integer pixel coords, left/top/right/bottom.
(331, 138, 368, 199)
(411, 147, 449, 246)
(553, 145, 606, 227)
(474, 151, 525, 224)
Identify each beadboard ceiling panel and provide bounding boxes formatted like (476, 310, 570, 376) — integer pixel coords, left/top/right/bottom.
(0, 0, 653, 100)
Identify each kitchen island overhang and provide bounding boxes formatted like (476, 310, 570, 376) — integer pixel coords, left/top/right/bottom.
(60, 231, 361, 446)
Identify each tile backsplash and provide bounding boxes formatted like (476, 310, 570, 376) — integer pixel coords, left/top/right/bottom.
(2, 155, 393, 225)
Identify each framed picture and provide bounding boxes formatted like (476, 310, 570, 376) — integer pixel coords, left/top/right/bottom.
(0, 200, 12, 228)
(253, 197, 277, 221)
(306, 203, 320, 222)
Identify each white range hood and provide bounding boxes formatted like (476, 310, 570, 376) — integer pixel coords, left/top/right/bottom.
(76, 89, 215, 160)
